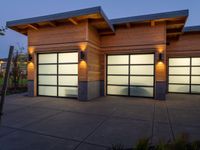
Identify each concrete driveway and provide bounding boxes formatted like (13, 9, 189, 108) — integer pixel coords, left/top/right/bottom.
(0, 93, 200, 150)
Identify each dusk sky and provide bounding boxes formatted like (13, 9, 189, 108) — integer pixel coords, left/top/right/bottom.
(0, 0, 200, 58)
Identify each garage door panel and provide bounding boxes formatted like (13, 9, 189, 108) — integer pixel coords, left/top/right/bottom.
(107, 86, 128, 95)
(169, 67, 190, 75)
(58, 64, 78, 75)
(130, 54, 154, 64)
(191, 67, 200, 75)
(107, 54, 154, 97)
(169, 76, 190, 84)
(37, 52, 78, 98)
(130, 87, 153, 97)
(107, 55, 129, 64)
(58, 76, 78, 86)
(130, 76, 154, 86)
(107, 66, 129, 75)
(59, 53, 78, 63)
(192, 58, 200, 66)
(191, 76, 200, 84)
(130, 66, 154, 75)
(38, 65, 57, 74)
(58, 87, 78, 97)
(38, 76, 57, 85)
(168, 57, 200, 94)
(38, 86, 57, 96)
(107, 76, 129, 85)
(38, 54, 57, 64)
(191, 85, 200, 93)
(169, 58, 190, 66)
(168, 84, 190, 93)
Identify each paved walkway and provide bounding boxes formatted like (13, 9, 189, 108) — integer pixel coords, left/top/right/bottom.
(0, 93, 200, 149)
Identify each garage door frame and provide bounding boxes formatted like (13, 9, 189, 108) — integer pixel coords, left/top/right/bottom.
(37, 51, 78, 98)
(106, 53, 155, 98)
(168, 56, 200, 94)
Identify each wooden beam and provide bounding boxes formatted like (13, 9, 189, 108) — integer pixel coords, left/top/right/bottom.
(167, 32, 182, 36)
(126, 23, 131, 28)
(68, 18, 78, 25)
(151, 21, 155, 27)
(48, 22, 56, 27)
(28, 24, 39, 31)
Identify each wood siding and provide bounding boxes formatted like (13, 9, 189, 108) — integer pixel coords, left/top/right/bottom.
(167, 33, 200, 57)
(101, 23, 166, 52)
(28, 21, 87, 46)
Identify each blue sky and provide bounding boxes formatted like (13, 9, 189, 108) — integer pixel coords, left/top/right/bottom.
(0, 0, 200, 58)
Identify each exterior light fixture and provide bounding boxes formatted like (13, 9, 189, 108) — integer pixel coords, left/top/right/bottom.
(80, 51, 85, 61)
(28, 54, 33, 62)
(158, 53, 164, 62)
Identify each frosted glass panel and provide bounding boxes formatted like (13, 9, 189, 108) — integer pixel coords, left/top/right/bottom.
(38, 54, 57, 64)
(59, 53, 78, 63)
(191, 67, 200, 75)
(168, 84, 189, 93)
(39, 76, 57, 85)
(131, 54, 154, 64)
(59, 76, 78, 86)
(59, 64, 78, 74)
(192, 58, 200, 66)
(130, 66, 154, 75)
(107, 76, 128, 85)
(191, 76, 200, 84)
(58, 87, 78, 97)
(130, 87, 153, 97)
(107, 66, 129, 75)
(107, 86, 128, 95)
(39, 86, 57, 96)
(169, 58, 190, 66)
(38, 65, 57, 74)
(169, 76, 190, 84)
(107, 55, 129, 64)
(191, 85, 200, 93)
(130, 76, 154, 86)
(169, 67, 190, 75)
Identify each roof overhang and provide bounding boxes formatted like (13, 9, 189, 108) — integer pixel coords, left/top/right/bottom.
(184, 26, 200, 33)
(7, 6, 115, 35)
(111, 10, 189, 41)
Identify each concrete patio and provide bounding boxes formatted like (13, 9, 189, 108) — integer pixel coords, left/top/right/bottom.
(0, 93, 200, 150)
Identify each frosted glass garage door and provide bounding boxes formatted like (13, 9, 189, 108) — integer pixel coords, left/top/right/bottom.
(168, 57, 200, 94)
(38, 52, 78, 98)
(107, 54, 154, 97)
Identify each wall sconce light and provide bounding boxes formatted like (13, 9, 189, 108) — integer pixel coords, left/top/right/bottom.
(28, 54, 33, 62)
(80, 51, 85, 61)
(158, 53, 164, 62)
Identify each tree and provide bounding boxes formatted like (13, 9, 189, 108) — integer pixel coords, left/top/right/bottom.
(11, 44, 27, 90)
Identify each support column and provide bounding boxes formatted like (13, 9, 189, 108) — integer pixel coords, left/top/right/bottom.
(155, 46, 167, 100)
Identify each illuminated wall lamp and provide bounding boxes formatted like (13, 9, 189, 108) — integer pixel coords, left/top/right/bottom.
(28, 54, 33, 62)
(80, 51, 85, 61)
(158, 53, 164, 62)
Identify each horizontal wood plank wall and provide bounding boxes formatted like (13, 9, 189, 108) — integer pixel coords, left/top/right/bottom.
(86, 23, 101, 82)
(28, 21, 87, 46)
(101, 22, 166, 53)
(167, 33, 200, 57)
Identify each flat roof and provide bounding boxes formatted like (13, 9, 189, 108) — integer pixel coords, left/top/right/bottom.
(184, 26, 200, 33)
(8, 7, 200, 36)
(7, 6, 115, 33)
(110, 9, 189, 25)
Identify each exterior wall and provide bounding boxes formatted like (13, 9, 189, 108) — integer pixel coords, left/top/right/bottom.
(167, 33, 200, 57)
(101, 22, 167, 100)
(166, 32, 200, 94)
(27, 21, 88, 98)
(78, 24, 103, 100)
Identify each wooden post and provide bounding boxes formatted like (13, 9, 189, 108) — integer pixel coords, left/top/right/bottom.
(0, 46, 14, 118)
